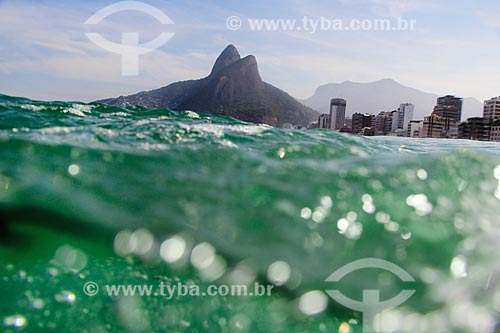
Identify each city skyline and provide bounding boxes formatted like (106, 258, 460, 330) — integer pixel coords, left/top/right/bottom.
(315, 93, 500, 142)
(0, 0, 499, 102)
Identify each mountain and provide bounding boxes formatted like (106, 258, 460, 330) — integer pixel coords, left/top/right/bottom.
(99, 45, 317, 127)
(302, 79, 483, 121)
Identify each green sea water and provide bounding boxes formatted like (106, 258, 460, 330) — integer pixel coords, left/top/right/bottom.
(1, 93, 500, 332)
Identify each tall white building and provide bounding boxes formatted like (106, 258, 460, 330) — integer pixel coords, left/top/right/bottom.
(484, 97, 500, 121)
(330, 98, 347, 130)
(399, 103, 415, 135)
(390, 103, 414, 136)
(407, 120, 423, 138)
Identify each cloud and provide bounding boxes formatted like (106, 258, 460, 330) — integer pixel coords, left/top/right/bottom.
(1, 0, 499, 104)
(0, 1, 215, 99)
(477, 10, 500, 29)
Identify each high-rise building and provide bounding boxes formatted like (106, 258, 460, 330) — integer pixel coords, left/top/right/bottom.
(375, 111, 391, 135)
(433, 95, 463, 122)
(352, 113, 375, 134)
(388, 104, 414, 136)
(483, 97, 500, 121)
(491, 120, 500, 142)
(318, 114, 331, 129)
(422, 114, 458, 138)
(330, 98, 347, 130)
(398, 103, 415, 135)
(458, 117, 491, 141)
(407, 120, 423, 138)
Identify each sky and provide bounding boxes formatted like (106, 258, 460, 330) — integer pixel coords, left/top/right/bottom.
(0, 0, 499, 102)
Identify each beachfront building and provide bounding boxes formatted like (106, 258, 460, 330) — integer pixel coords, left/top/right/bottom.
(422, 95, 462, 138)
(375, 111, 392, 135)
(407, 120, 424, 138)
(330, 98, 347, 130)
(432, 95, 463, 122)
(394, 103, 415, 136)
(352, 113, 375, 135)
(484, 97, 500, 121)
(318, 114, 331, 129)
(458, 117, 491, 141)
(491, 120, 500, 142)
(422, 114, 458, 138)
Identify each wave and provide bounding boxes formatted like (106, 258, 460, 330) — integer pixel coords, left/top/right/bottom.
(1, 94, 500, 332)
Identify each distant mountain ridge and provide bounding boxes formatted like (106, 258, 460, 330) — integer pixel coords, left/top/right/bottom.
(99, 45, 317, 127)
(302, 78, 483, 120)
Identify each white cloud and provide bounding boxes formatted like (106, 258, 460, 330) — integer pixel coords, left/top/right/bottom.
(1, 0, 499, 104)
(0, 1, 214, 100)
(477, 10, 500, 29)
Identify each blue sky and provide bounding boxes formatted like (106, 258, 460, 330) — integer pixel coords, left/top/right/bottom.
(0, 0, 499, 102)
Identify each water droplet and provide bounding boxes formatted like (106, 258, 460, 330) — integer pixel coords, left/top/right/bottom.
(55, 291, 76, 304)
(385, 221, 400, 232)
(417, 169, 428, 180)
(312, 209, 326, 223)
(68, 164, 80, 176)
(53, 245, 88, 272)
(160, 235, 187, 264)
(298, 290, 328, 316)
(362, 194, 373, 204)
(450, 255, 467, 278)
(339, 322, 351, 333)
(226, 260, 257, 286)
(191, 242, 216, 270)
(375, 212, 391, 224)
(277, 148, 286, 159)
(320, 196, 333, 208)
(406, 194, 433, 216)
(300, 207, 312, 219)
(4, 315, 27, 328)
(267, 261, 291, 286)
(346, 211, 357, 222)
(130, 229, 155, 257)
(199, 255, 227, 281)
(362, 202, 376, 214)
(401, 231, 412, 240)
(346, 222, 363, 240)
(337, 218, 349, 233)
(31, 298, 45, 310)
(114, 230, 134, 256)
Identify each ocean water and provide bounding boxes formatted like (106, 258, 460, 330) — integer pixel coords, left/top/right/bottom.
(1, 94, 500, 332)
